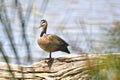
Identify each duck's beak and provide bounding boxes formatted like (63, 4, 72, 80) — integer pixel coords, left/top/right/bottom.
(39, 24, 42, 28)
(39, 21, 43, 28)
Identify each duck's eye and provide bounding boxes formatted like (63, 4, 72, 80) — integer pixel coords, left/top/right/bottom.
(41, 21, 44, 24)
(41, 23, 46, 26)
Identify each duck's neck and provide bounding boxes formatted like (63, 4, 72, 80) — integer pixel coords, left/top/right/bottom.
(40, 28, 47, 37)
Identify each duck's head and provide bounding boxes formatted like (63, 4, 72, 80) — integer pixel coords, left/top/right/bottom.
(39, 19, 47, 29)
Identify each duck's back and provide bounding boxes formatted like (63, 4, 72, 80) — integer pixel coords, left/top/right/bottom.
(37, 34, 69, 53)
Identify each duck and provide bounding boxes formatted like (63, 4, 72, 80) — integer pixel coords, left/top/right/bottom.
(37, 19, 70, 59)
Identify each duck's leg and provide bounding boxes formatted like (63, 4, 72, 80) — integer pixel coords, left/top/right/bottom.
(45, 52, 53, 63)
(49, 52, 52, 59)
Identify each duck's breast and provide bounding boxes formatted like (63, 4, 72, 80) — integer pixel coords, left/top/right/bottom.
(38, 34, 50, 52)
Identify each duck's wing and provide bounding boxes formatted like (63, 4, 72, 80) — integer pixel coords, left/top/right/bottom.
(48, 34, 69, 46)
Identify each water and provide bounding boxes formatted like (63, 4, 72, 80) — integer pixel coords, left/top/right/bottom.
(0, 0, 120, 64)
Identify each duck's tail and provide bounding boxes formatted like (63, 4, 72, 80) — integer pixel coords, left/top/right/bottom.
(61, 47, 70, 54)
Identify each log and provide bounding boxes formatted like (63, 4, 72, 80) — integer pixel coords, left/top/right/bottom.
(0, 53, 120, 80)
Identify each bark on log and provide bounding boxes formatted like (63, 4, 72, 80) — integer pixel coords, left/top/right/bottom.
(0, 53, 120, 80)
